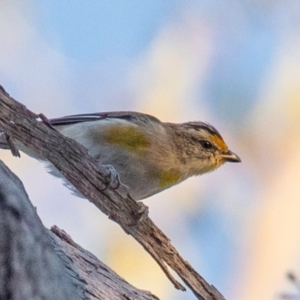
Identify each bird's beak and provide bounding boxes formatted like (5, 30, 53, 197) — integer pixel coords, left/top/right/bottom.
(221, 150, 241, 163)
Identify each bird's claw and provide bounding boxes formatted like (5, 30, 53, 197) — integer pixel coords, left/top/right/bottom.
(100, 164, 120, 191)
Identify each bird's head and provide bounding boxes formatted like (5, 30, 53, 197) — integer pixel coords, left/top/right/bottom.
(172, 121, 241, 176)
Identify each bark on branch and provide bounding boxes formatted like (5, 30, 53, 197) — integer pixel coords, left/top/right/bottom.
(0, 160, 82, 299)
(0, 160, 159, 299)
(0, 85, 225, 300)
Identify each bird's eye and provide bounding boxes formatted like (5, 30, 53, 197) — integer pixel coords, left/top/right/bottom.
(200, 140, 213, 150)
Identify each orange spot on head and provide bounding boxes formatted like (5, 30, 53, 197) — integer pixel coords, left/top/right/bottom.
(211, 134, 228, 151)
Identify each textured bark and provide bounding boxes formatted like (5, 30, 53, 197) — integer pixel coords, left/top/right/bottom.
(0, 85, 226, 300)
(0, 160, 159, 300)
(50, 226, 159, 300)
(0, 161, 84, 300)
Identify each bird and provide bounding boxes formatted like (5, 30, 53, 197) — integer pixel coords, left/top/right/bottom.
(0, 111, 241, 200)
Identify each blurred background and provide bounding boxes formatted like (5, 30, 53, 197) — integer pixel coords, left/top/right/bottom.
(1, 1, 300, 299)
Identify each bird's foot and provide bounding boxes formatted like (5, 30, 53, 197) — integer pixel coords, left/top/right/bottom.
(100, 164, 120, 191)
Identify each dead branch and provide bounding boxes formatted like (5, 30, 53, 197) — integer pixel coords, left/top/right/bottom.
(0, 159, 159, 300)
(50, 226, 159, 300)
(0, 160, 83, 300)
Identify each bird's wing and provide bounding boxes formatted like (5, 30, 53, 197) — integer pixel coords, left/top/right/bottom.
(49, 111, 161, 126)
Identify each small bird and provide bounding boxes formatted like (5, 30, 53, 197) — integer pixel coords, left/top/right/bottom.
(0, 111, 240, 200)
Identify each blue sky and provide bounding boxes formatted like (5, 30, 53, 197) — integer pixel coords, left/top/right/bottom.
(37, 1, 181, 62)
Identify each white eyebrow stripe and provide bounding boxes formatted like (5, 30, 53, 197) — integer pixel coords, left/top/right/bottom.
(186, 121, 222, 139)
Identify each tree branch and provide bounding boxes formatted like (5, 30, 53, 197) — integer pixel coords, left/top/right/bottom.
(50, 226, 159, 300)
(0, 159, 159, 300)
(0, 85, 225, 300)
(0, 160, 84, 300)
